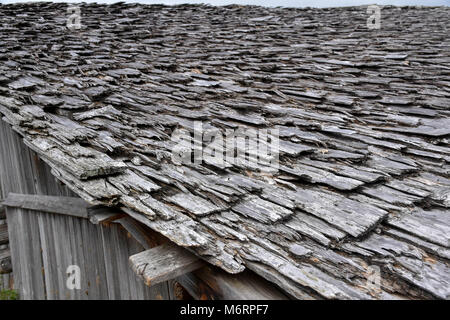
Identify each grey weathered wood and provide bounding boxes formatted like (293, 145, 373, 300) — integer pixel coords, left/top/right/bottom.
(0, 272, 13, 291)
(12, 207, 33, 299)
(8, 206, 173, 300)
(177, 266, 290, 300)
(130, 243, 204, 287)
(80, 218, 101, 299)
(387, 208, 450, 247)
(118, 216, 157, 250)
(0, 222, 8, 245)
(50, 213, 68, 299)
(118, 210, 290, 299)
(0, 120, 78, 199)
(27, 208, 47, 299)
(113, 224, 132, 299)
(7, 207, 46, 299)
(88, 206, 124, 225)
(167, 192, 221, 216)
(4, 193, 90, 218)
(0, 248, 11, 274)
(2, 4, 450, 299)
(100, 223, 120, 299)
(0, 120, 173, 299)
(4, 207, 21, 295)
(72, 216, 90, 300)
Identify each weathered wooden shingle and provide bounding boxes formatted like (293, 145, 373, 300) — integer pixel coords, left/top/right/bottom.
(0, 2, 449, 299)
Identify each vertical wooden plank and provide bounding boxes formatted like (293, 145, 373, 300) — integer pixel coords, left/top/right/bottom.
(12, 208, 34, 299)
(59, 215, 71, 299)
(122, 224, 172, 300)
(51, 214, 69, 300)
(124, 228, 144, 300)
(0, 120, 180, 300)
(37, 212, 50, 299)
(123, 233, 138, 300)
(80, 220, 101, 300)
(100, 224, 119, 299)
(112, 225, 132, 299)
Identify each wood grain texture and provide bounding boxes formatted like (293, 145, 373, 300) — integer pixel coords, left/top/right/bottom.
(4, 193, 90, 219)
(0, 222, 8, 245)
(177, 267, 290, 300)
(6, 207, 173, 299)
(0, 247, 11, 274)
(0, 121, 173, 299)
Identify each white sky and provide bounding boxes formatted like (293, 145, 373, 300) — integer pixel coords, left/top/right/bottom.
(1, 0, 449, 8)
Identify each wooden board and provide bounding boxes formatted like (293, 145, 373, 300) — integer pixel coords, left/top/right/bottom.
(129, 243, 204, 287)
(3, 193, 90, 219)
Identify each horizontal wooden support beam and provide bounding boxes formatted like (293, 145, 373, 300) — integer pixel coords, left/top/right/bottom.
(129, 243, 205, 287)
(3, 193, 90, 218)
(88, 206, 125, 225)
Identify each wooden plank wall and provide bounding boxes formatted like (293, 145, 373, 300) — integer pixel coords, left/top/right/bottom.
(6, 208, 171, 300)
(0, 119, 173, 299)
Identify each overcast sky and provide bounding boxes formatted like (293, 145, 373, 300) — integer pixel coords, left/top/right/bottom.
(1, 0, 449, 7)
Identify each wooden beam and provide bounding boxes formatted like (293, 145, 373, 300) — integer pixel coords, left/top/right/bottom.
(3, 193, 90, 218)
(129, 243, 205, 287)
(88, 206, 125, 225)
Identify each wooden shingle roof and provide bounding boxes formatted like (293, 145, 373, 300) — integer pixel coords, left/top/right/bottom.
(0, 2, 449, 299)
